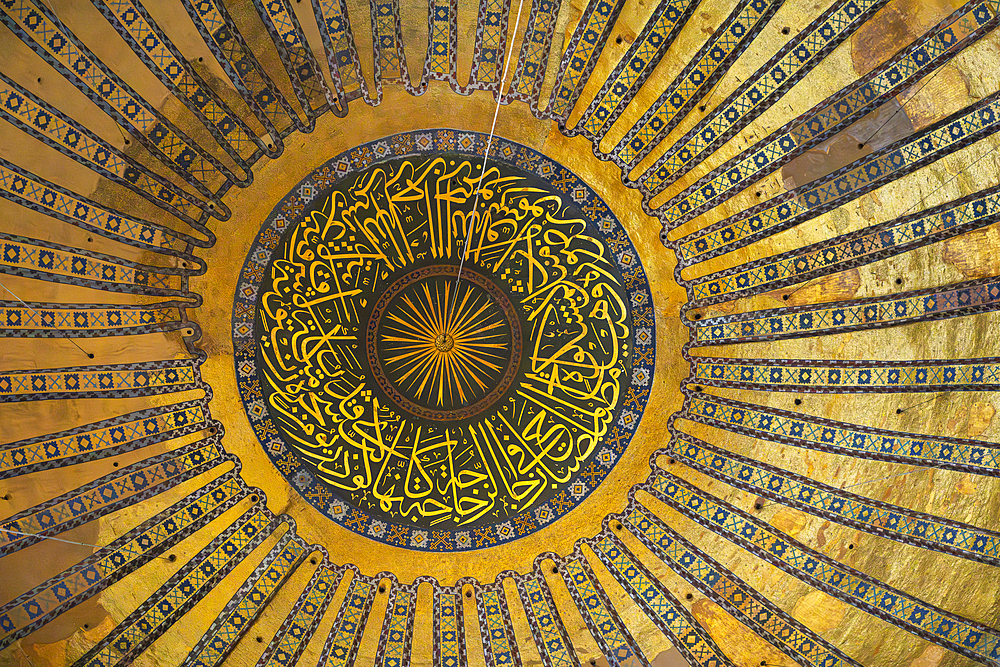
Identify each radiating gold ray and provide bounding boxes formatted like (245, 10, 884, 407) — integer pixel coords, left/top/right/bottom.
(379, 276, 510, 407)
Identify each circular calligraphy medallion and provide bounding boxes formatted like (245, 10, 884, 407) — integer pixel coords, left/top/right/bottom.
(233, 130, 656, 551)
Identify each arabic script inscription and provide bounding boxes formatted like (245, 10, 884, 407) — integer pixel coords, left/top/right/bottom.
(241, 135, 652, 548)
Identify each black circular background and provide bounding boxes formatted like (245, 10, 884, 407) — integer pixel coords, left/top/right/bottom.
(254, 150, 636, 532)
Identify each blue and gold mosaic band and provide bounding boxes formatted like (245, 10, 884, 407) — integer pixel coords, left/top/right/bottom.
(94, 0, 264, 174)
(187, 529, 306, 667)
(656, 0, 999, 222)
(592, 534, 735, 667)
(505, 0, 561, 108)
(690, 276, 1000, 345)
(645, 472, 1000, 664)
(180, 0, 301, 136)
(251, 0, 329, 124)
(0, 302, 181, 338)
(624, 503, 860, 667)
(682, 393, 1000, 476)
(0, 235, 182, 295)
(670, 435, 1000, 565)
(0, 471, 246, 649)
(0, 440, 230, 557)
(688, 183, 1000, 305)
(369, 0, 410, 96)
(559, 556, 648, 667)
(0, 358, 199, 401)
(691, 357, 1000, 392)
(376, 583, 416, 667)
(466, 0, 512, 93)
(75, 506, 277, 667)
(516, 574, 578, 667)
(0, 399, 212, 479)
(677, 89, 1000, 265)
(0, 0, 235, 195)
(613, 0, 784, 171)
(259, 562, 342, 667)
(544, 0, 626, 121)
(434, 589, 465, 667)
(0, 158, 197, 257)
(0, 72, 220, 225)
(573, 0, 698, 142)
(415, 0, 460, 92)
(642, 0, 891, 194)
(319, 578, 377, 667)
(311, 0, 368, 109)
(476, 583, 521, 667)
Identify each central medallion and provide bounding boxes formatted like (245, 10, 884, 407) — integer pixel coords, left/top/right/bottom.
(368, 265, 521, 420)
(235, 130, 655, 550)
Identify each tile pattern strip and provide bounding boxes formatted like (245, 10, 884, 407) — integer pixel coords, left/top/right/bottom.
(692, 357, 1000, 392)
(646, 472, 1000, 664)
(0, 440, 229, 556)
(0, 472, 246, 650)
(0, 399, 210, 479)
(258, 563, 342, 667)
(591, 534, 736, 667)
(75, 507, 276, 667)
(672, 435, 1000, 565)
(683, 394, 1000, 475)
(678, 91, 1000, 265)
(658, 0, 998, 226)
(624, 504, 860, 667)
(185, 529, 304, 667)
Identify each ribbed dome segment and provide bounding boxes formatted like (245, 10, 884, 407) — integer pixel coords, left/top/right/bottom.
(0, 0, 998, 666)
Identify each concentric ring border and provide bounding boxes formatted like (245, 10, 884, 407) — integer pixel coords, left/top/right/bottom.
(231, 128, 657, 551)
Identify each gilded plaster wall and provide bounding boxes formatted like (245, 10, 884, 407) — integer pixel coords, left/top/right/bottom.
(0, 0, 998, 666)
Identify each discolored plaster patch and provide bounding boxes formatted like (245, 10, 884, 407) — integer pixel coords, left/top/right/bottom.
(902, 66, 973, 132)
(782, 0, 972, 198)
(946, 400, 996, 438)
(691, 598, 786, 666)
(791, 590, 848, 634)
(770, 508, 807, 538)
(955, 475, 977, 495)
(766, 268, 862, 307)
(851, 0, 966, 77)
(941, 223, 1000, 278)
(781, 101, 914, 192)
(816, 521, 832, 549)
(907, 644, 947, 667)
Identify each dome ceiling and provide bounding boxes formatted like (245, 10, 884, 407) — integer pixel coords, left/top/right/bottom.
(0, 0, 999, 665)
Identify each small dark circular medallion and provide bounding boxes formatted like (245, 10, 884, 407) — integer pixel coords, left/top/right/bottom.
(367, 265, 522, 421)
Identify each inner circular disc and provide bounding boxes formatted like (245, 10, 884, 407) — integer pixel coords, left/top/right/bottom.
(368, 265, 519, 420)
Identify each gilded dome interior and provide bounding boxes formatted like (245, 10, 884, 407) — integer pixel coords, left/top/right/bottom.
(0, 0, 999, 665)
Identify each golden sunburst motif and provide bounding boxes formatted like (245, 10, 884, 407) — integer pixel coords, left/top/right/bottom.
(378, 274, 512, 410)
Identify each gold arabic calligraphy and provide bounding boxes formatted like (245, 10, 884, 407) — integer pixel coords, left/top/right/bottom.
(256, 155, 632, 528)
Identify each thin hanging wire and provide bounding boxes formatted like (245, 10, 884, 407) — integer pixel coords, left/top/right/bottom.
(840, 468, 922, 490)
(0, 280, 94, 359)
(0, 527, 173, 561)
(450, 0, 527, 319)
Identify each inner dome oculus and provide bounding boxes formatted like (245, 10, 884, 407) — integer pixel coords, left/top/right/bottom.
(234, 130, 655, 550)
